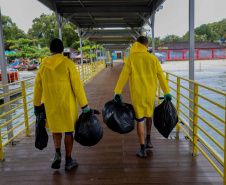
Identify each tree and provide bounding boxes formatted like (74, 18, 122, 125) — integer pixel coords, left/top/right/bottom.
(182, 32, 208, 42)
(28, 13, 57, 47)
(161, 34, 182, 42)
(194, 24, 220, 41)
(147, 37, 163, 47)
(2, 14, 26, 48)
(28, 13, 79, 48)
(7, 38, 50, 60)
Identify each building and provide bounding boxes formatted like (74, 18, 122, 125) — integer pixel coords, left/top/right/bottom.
(63, 48, 79, 61)
(156, 41, 226, 61)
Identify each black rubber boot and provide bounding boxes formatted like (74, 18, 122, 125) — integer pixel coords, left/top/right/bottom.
(145, 136, 153, 148)
(65, 156, 78, 171)
(136, 146, 147, 158)
(51, 152, 61, 169)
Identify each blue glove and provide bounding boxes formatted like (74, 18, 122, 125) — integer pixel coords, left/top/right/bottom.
(114, 94, 122, 102)
(164, 94, 172, 101)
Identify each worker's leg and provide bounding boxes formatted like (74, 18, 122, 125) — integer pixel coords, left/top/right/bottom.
(51, 133, 62, 169)
(136, 118, 147, 158)
(137, 120, 145, 145)
(64, 132, 78, 171)
(145, 117, 153, 148)
(64, 133, 73, 157)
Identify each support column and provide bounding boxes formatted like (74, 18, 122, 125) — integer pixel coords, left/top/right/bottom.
(0, 9, 13, 141)
(90, 41, 92, 63)
(189, 0, 195, 136)
(54, 9, 63, 40)
(96, 43, 98, 61)
(151, 6, 156, 55)
(78, 28, 83, 64)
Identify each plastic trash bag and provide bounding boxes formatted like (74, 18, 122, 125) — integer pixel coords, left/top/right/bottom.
(35, 103, 48, 150)
(153, 99, 178, 138)
(74, 109, 103, 146)
(102, 97, 135, 134)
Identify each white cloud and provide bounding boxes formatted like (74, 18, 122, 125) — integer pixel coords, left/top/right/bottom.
(1, 0, 52, 32)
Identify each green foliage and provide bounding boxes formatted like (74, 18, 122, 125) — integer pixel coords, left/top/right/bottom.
(161, 35, 182, 42)
(6, 38, 50, 60)
(208, 18, 226, 38)
(2, 14, 26, 48)
(194, 24, 220, 41)
(28, 13, 79, 48)
(182, 32, 208, 41)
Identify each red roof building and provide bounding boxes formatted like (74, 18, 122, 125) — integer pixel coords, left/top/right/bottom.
(156, 41, 226, 61)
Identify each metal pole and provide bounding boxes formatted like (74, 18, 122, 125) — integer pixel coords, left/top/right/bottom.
(90, 42, 92, 63)
(189, 0, 195, 136)
(59, 14, 62, 41)
(78, 28, 83, 64)
(151, 6, 155, 55)
(0, 9, 13, 141)
(59, 27, 62, 41)
(96, 43, 98, 61)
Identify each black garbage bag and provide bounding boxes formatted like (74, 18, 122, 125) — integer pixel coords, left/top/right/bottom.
(153, 99, 178, 138)
(35, 103, 48, 150)
(74, 109, 103, 146)
(102, 96, 135, 134)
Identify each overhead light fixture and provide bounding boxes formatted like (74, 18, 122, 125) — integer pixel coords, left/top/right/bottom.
(94, 17, 123, 21)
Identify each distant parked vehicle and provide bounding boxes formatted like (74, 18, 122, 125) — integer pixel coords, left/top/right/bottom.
(155, 52, 165, 64)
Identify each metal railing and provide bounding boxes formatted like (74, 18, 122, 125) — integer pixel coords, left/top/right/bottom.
(76, 60, 105, 85)
(0, 60, 105, 160)
(157, 71, 226, 184)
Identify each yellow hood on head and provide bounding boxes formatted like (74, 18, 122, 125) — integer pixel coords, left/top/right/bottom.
(130, 42, 148, 55)
(43, 54, 66, 70)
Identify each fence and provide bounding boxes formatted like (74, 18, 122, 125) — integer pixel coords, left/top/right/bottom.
(157, 71, 226, 184)
(0, 60, 105, 160)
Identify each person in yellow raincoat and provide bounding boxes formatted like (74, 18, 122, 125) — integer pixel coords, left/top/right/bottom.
(114, 36, 172, 158)
(33, 38, 90, 170)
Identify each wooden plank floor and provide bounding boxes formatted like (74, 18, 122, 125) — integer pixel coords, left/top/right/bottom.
(0, 61, 223, 185)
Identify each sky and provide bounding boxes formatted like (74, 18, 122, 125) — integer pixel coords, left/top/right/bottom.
(0, 0, 226, 38)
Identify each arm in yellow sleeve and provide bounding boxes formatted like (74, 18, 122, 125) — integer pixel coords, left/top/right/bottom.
(114, 58, 132, 94)
(33, 70, 42, 106)
(69, 61, 88, 108)
(156, 59, 170, 95)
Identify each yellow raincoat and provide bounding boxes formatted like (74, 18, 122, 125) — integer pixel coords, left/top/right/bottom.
(33, 54, 88, 133)
(114, 42, 170, 119)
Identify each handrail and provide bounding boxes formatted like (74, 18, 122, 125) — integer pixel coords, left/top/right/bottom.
(157, 71, 226, 184)
(0, 60, 105, 161)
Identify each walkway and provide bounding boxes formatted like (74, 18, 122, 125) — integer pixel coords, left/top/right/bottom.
(0, 60, 223, 185)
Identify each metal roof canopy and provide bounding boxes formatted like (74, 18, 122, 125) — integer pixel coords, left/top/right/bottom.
(83, 29, 140, 44)
(38, 0, 165, 29)
(37, 0, 165, 52)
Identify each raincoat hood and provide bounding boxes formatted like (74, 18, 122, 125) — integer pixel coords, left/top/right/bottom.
(130, 42, 148, 55)
(43, 54, 66, 70)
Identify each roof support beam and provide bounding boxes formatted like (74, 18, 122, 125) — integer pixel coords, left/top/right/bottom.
(132, 28, 140, 36)
(58, 7, 153, 13)
(128, 32, 137, 40)
(138, 13, 152, 28)
(82, 32, 95, 44)
(62, 13, 76, 28)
